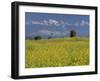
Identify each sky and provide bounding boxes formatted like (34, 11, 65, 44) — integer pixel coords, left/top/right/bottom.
(25, 12, 89, 39)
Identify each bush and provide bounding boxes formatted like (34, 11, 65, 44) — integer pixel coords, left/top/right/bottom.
(34, 36, 42, 40)
(48, 37, 52, 39)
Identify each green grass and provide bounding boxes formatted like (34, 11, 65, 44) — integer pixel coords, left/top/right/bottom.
(25, 37, 89, 68)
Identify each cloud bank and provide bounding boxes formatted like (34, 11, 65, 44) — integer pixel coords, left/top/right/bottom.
(27, 19, 89, 27)
(27, 30, 67, 38)
(38, 30, 67, 36)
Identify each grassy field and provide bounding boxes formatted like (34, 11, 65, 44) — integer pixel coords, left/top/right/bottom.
(25, 37, 89, 68)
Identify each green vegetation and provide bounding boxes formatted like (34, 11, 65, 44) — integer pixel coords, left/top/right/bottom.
(25, 37, 89, 68)
(34, 36, 42, 40)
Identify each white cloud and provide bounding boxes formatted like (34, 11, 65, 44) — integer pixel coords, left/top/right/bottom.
(37, 30, 66, 36)
(48, 19, 60, 26)
(74, 23, 79, 26)
(38, 30, 51, 35)
(54, 31, 66, 36)
(43, 20, 49, 26)
(32, 21, 44, 25)
(31, 19, 64, 26)
(31, 19, 89, 28)
(80, 20, 89, 26)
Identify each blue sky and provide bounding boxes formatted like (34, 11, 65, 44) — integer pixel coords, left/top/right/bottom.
(25, 12, 89, 39)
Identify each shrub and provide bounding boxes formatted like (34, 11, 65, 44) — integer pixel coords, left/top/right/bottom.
(48, 37, 52, 39)
(34, 36, 42, 40)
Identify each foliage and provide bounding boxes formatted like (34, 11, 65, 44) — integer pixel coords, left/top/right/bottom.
(70, 30, 77, 37)
(34, 36, 42, 40)
(48, 37, 52, 39)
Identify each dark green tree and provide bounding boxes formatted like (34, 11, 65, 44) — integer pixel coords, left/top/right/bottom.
(34, 36, 42, 40)
(48, 37, 52, 39)
(70, 30, 77, 37)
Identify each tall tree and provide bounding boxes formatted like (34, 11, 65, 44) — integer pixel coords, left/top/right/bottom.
(70, 30, 76, 37)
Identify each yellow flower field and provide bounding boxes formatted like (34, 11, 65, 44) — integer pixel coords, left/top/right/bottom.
(25, 37, 89, 68)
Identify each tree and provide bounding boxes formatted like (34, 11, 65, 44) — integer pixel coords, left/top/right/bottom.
(48, 37, 52, 39)
(34, 36, 42, 40)
(70, 30, 77, 37)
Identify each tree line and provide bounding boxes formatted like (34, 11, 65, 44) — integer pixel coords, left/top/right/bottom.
(34, 30, 76, 40)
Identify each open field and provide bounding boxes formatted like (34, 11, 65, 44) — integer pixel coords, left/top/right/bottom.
(25, 37, 89, 68)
